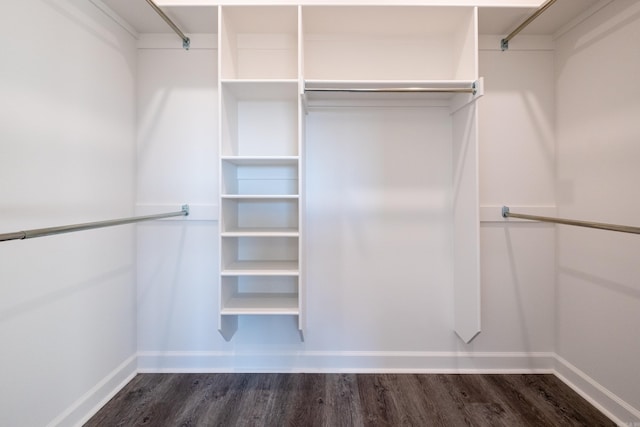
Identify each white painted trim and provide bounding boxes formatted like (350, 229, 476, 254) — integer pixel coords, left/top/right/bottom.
(88, 0, 139, 39)
(480, 205, 556, 222)
(137, 350, 555, 373)
(137, 34, 218, 50)
(554, 355, 640, 426)
(46, 354, 137, 427)
(135, 204, 218, 221)
(478, 35, 554, 51)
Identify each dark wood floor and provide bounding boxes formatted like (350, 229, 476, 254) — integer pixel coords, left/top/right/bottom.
(85, 373, 614, 426)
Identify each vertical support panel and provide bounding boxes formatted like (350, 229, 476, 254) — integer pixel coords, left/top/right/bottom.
(217, 5, 229, 340)
(453, 7, 478, 80)
(297, 5, 305, 339)
(452, 101, 481, 344)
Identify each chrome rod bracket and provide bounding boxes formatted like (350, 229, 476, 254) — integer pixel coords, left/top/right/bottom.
(145, 0, 190, 50)
(181, 204, 190, 216)
(501, 0, 557, 51)
(502, 206, 510, 218)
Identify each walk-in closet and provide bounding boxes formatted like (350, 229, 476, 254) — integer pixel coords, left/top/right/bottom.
(1, 0, 638, 425)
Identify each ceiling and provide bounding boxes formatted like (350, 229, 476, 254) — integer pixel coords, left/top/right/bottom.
(99, 0, 603, 36)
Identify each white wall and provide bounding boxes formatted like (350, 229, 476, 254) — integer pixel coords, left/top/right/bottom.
(0, 1, 137, 426)
(136, 41, 561, 372)
(554, 0, 640, 421)
(474, 39, 557, 354)
(135, 41, 220, 355)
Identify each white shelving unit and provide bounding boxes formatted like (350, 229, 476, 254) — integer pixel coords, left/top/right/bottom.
(218, 6, 303, 341)
(301, 5, 481, 344)
(218, 4, 481, 343)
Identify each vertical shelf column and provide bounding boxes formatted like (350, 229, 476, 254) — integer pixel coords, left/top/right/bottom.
(452, 7, 481, 344)
(218, 6, 303, 341)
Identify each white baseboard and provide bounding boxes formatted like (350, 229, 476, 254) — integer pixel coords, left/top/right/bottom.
(55, 351, 639, 427)
(554, 355, 640, 426)
(137, 350, 555, 374)
(46, 355, 137, 427)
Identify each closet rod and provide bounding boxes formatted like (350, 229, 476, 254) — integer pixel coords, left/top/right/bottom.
(144, 0, 190, 50)
(501, 0, 557, 50)
(304, 87, 475, 94)
(501, 206, 640, 235)
(0, 205, 189, 243)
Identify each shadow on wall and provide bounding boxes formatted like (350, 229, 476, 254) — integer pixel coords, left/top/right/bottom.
(558, 266, 640, 301)
(503, 227, 533, 355)
(555, 1, 640, 71)
(0, 263, 134, 323)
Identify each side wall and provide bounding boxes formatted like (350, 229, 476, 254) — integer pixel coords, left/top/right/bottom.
(135, 36, 220, 356)
(554, 0, 640, 422)
(0, 1, 138, 426)
(475, 36, 557, 356)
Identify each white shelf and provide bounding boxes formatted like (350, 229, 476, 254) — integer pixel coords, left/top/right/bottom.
(221, 227, 299, 237)
(221, 156, 299, 166)
(220, 79, 299, 101)
(221, 293, 299, 315)
(222, 261, 299, 276)
(221, 195, 299, 200)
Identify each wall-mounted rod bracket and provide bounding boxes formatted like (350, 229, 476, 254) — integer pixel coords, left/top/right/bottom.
(145, 0, 190, 50)
(501, 0, 557, 51)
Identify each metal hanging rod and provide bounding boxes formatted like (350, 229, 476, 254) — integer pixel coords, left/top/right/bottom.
(501, 0, 558, 51)
(305, 86, 476, 94)
(144, 0, 190, 50)
(0, 205, 189, 243)
(501, 206, 640, 235)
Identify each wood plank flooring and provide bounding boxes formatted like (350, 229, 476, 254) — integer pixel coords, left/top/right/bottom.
(85, 374, 615, 426)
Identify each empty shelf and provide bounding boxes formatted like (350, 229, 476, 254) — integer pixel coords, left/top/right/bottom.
(221, 293, 299, 315)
